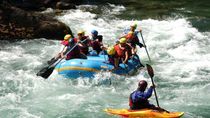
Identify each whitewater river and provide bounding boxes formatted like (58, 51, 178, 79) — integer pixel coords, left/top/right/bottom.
(0, 4, 210, 118)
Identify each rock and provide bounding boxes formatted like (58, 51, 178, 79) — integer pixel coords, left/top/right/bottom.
(0, 0, 92, 40)
(35, 21, 72, 40)
(3, 0, 78, 11)
(0, 4, 73, 40)
(56, 1, 76, 10)
(59, 0, 83, 5)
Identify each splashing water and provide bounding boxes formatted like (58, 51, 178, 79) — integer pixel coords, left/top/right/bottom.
(0, 4, 210, 118)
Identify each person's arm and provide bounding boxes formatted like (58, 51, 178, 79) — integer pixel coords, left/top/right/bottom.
(135, 29, 145, 48)
(78, 43, 83, 47)
(114, 57, 119, 68)
(123, 51, 129, 64)
(137, 42, 144, 48)
(61, 46, 67, 59)
(132, 46, 137, 55)
(84, 36, 91, 46)
(143, 87, 154, 99)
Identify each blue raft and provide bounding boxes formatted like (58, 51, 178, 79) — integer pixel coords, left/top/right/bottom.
(55, 54, 143, 79)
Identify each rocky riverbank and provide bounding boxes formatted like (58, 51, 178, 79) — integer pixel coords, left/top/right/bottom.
(0, 0, 82, 40)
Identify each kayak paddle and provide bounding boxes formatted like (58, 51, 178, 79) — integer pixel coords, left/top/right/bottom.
(140, 31, 152, 63)
(146, 64, 159, 107)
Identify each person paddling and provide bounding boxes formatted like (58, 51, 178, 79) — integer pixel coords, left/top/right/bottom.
(106, 46, 116, 65)
(90, 35, 104, 55)
(122, 23, 145, 49)
(129, 80, 166, 112)
(48, 34, 72, 65)
(61, 36, 87, 60)
(89, 30, 105, 55)
(76, 30, 91, 55)
(113, 38, 132, 69)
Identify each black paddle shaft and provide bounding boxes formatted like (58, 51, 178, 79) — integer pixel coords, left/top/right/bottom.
(146, 64, 160, 107)
(140, 32, 152, 63)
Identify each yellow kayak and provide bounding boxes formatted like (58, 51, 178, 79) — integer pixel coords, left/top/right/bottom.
(104, 108, 184, 118)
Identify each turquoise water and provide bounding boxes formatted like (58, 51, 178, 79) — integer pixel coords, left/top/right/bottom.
(1, 3, 210, 118)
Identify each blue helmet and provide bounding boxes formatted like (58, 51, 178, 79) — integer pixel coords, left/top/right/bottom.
(91, 30, 98, 36)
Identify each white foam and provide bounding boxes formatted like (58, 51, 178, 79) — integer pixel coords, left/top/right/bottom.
(0, 4, 209, 117)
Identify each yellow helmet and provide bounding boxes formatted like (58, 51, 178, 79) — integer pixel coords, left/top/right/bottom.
(107, 46, 115, 55)
(130, 23, 137, 29)
(119, 37, 127, 44)
(64, 34, 71, 40)
(77, 30, 85, 35)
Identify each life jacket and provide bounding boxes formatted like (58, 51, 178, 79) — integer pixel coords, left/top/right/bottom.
(66, 45, 80, 60)
(81, 36, 90, 45)
(91, 40, 102, 54)
(61, 38, 77, 46)
(133, 31, 140, 45)
(60, 40, 69, 46)
(125, 44, 132, 58)
(126, 32, 134, 40)
(107, 46, 116, 56)
(73, 38, 78, 43)
(114, 44, 126, 58)
(129, 91, 150, 110)
(92, 36, 98, 41)
(77, 36, 90, 55)
(126, 31, 140, 47)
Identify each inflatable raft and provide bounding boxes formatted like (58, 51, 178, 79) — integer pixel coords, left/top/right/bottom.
(54, 54, 143, 79)
(104, 108, 184, 118)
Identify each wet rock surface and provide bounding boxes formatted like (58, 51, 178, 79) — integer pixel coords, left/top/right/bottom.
(0, 0, 79, 40)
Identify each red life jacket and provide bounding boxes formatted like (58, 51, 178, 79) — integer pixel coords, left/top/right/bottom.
(114, 44, 126, 58)
(129, 93, 133, 109)
(66, 45, 80, 60)
(73, 38, 78, 43)
(76, 36, 90, 55)
(61, 38, 78, 46)
(91, 40, 102, 54)
(126, 33, 134, 40)
(81, 36, 90, 45)
(126, 33, 140, 46)
(60, 40, 69, 46)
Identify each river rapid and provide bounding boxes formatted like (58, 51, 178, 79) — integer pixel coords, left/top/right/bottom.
(0, 3, 210, 118)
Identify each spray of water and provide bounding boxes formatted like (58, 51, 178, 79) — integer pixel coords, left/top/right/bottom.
(0, 4, 209, 118)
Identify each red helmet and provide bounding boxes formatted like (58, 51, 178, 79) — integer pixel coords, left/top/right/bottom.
(138, 80, 148, 91)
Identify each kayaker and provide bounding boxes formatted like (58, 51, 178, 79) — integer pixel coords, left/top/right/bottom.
(129, 80, 166, 111)
(76, 30, 91, 55)
(61, 37, 86, 60)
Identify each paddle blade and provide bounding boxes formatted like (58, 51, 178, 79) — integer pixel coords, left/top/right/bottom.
(47, 57, 59, 65)
(36, 66, 55, 79)
(146, 64, 154, 78)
